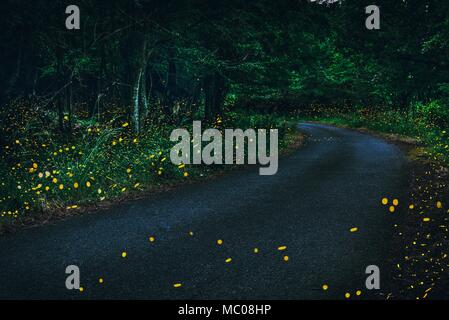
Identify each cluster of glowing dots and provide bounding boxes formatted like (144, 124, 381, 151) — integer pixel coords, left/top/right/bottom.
(384, 175, 446, 299)
(321, 284, 362, 299)
(172, 236, 290, 289)
(76, 230, 361, 294)
(381, 197, 400, 213)
(344, 290, 362, 299)
(1, 118, 191, 220)
(76, 232, 328, 294)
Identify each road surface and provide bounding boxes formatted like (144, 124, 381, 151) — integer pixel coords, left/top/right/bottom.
(0, 123, 409, 299)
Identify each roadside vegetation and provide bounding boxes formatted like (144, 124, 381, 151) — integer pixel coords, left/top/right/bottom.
(299, 102, 449, 166)
(0, 101, 297, 230)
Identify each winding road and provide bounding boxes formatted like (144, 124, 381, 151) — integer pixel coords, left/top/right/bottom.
(0, 123, 410, 299)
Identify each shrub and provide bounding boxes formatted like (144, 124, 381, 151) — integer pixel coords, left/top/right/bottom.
(415, 100, 449, 128)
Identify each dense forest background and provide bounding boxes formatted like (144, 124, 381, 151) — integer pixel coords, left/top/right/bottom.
(1, 0, 449, 220)
(2, 0, 449, 129)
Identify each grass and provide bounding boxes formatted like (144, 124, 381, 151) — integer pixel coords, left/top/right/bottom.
(0, 101, 299, 231)
(299, 104, 449, 165)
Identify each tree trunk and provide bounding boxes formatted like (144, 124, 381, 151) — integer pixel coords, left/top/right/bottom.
(131, 37, 148, 133)
(140, 71, 149, 120)
(6, 35, 23, 99)
(131, 68, 143, 133)
(188, 82, 201, 119)
(213, 73, 227, 117)
(64, 82, 73, 135)
(55, 45, 65, 133)
(203, 72, 227, 121)
(203, 74, 214, 121)
(164, 49, 177, 118)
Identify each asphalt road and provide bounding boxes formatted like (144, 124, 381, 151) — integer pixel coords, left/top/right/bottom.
(0, 123, 409, 299)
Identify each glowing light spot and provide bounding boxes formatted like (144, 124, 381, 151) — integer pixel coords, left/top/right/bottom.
(225, 258, 232, 263)
(121, 251, 127, 258)
(381, 198, 388, 205)
(437, 201, 442, 209)
(350, 227, 358, 233)
(253, 248, 259, 254)
(173, 283, 182, 288)
(345, 292, 351, 299)
(409, 204, 414, 209)
(99, 278, 104, 284)
(389, 206, 395, 213)
(393, 199, 399, 206)
(278, 246, 287, 251)
(423, 218, 430, 222)
(58, 184, 64, 190)
(217, 239, 223, 245)
(86, 181, 91, 188)
(283, 255, 289, 262)
(356, 290, 362, 296)
(79, 287, 84, 292)
(322, 284, 329, 291)
(189, 231, 194, 236)
(74, 182, 79, 189)
(149, 236, 155, 242)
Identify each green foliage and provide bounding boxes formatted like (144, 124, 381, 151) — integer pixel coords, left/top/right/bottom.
(0, 101, 295, 222)
(303, 102, 449, 165)
(415, 100, 449, 128)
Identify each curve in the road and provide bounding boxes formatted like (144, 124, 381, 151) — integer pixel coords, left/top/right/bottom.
(0, 123, 409, 299)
